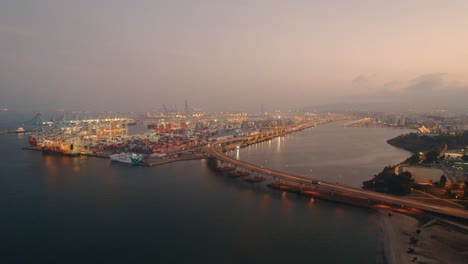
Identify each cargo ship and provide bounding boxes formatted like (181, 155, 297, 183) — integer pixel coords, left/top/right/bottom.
(42, 147, 81, 157)
(109, 152, 144, 164)
(41, 144, 80, 157)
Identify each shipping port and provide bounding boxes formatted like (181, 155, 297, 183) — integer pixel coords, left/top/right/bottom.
(21, 111, 355, 166)
(24, 113, 135, 158)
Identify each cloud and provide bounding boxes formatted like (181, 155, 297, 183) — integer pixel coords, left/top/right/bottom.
(405, 72, 446, 92)
(351, 75, 369, 87)
(336, 72, 468, 112)
(383, 81, 401, 91)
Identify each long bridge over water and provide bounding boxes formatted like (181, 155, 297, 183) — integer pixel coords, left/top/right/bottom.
(207, 136, 468, 221)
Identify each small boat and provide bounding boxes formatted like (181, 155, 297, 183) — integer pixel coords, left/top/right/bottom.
(217, 166, 236, 172)
(16, 127, 25, 133)
(244, 176, 266, 183)
(228, 171, 251, 177)
(109, 152, 144, 165)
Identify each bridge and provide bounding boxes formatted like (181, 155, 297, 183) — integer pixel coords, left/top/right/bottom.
(207, 137, 468, 221)
(343, 118, 372, 127)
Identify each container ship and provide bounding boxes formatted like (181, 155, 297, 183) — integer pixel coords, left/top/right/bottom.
(109, 153, 144, 164)
(41, 145, 80, 157)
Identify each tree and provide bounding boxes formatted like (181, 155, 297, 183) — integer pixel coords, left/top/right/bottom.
(362, 166, 414, 195)
(400, 171, 412, 180)
(440, 175, 447, 187)
(445, 188, 454, 198)
(407, 154, 420, 165)
(462, 155, 468, 162)
(424, 150, 440, 163)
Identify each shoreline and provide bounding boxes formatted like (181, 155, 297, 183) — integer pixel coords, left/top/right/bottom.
(379, 211, 416, 264)
(379, 211, 468, 264)
(372, 129, 468, 263)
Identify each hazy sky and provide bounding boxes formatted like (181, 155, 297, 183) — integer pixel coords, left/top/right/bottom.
(1, 0, 467, 113)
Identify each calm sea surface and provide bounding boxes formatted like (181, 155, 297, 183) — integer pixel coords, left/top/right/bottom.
(233, 121, 413, 188)
(0, 120, 413, 263)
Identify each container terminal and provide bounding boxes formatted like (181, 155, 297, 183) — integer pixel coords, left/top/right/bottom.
(20, 111, 355, 166)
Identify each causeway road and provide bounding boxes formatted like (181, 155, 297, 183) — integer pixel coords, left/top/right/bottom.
(207, 138, 468, 220)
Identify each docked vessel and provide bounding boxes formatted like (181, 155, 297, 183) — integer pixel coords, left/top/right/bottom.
(41, 144, 80, 157)
(28, 135, 38, 146)
(216, 165, 236, 172)
(228, 170, 251, 177)
(244, 175, 266, 183)
(42, 148, 81, 157)
(109, 152, 144, 165)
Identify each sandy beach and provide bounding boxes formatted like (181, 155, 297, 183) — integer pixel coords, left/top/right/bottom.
(379, 211, 468, 264)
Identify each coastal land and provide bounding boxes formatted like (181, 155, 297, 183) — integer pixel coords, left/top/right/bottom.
(379, 211, 468, 264)
(368, 130, 468, 264)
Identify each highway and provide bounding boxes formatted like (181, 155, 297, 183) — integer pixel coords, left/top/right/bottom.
(207, 138, 468, 220)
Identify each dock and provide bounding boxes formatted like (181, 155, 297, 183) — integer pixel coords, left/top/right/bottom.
(23, 146, 205, 166)
(0, 130, 32, 135)
(140, 154, 205, 167)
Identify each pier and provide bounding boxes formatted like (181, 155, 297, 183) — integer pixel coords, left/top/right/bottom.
(23, 146, 205, 166)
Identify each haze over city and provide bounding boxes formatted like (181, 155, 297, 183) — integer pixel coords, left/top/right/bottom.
(1, 0, 468, 112)
(2, 2, 468, 263)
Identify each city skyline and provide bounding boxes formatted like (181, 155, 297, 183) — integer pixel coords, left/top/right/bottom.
(2, 2, 468, 260)
(1, 0, 468, 112)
